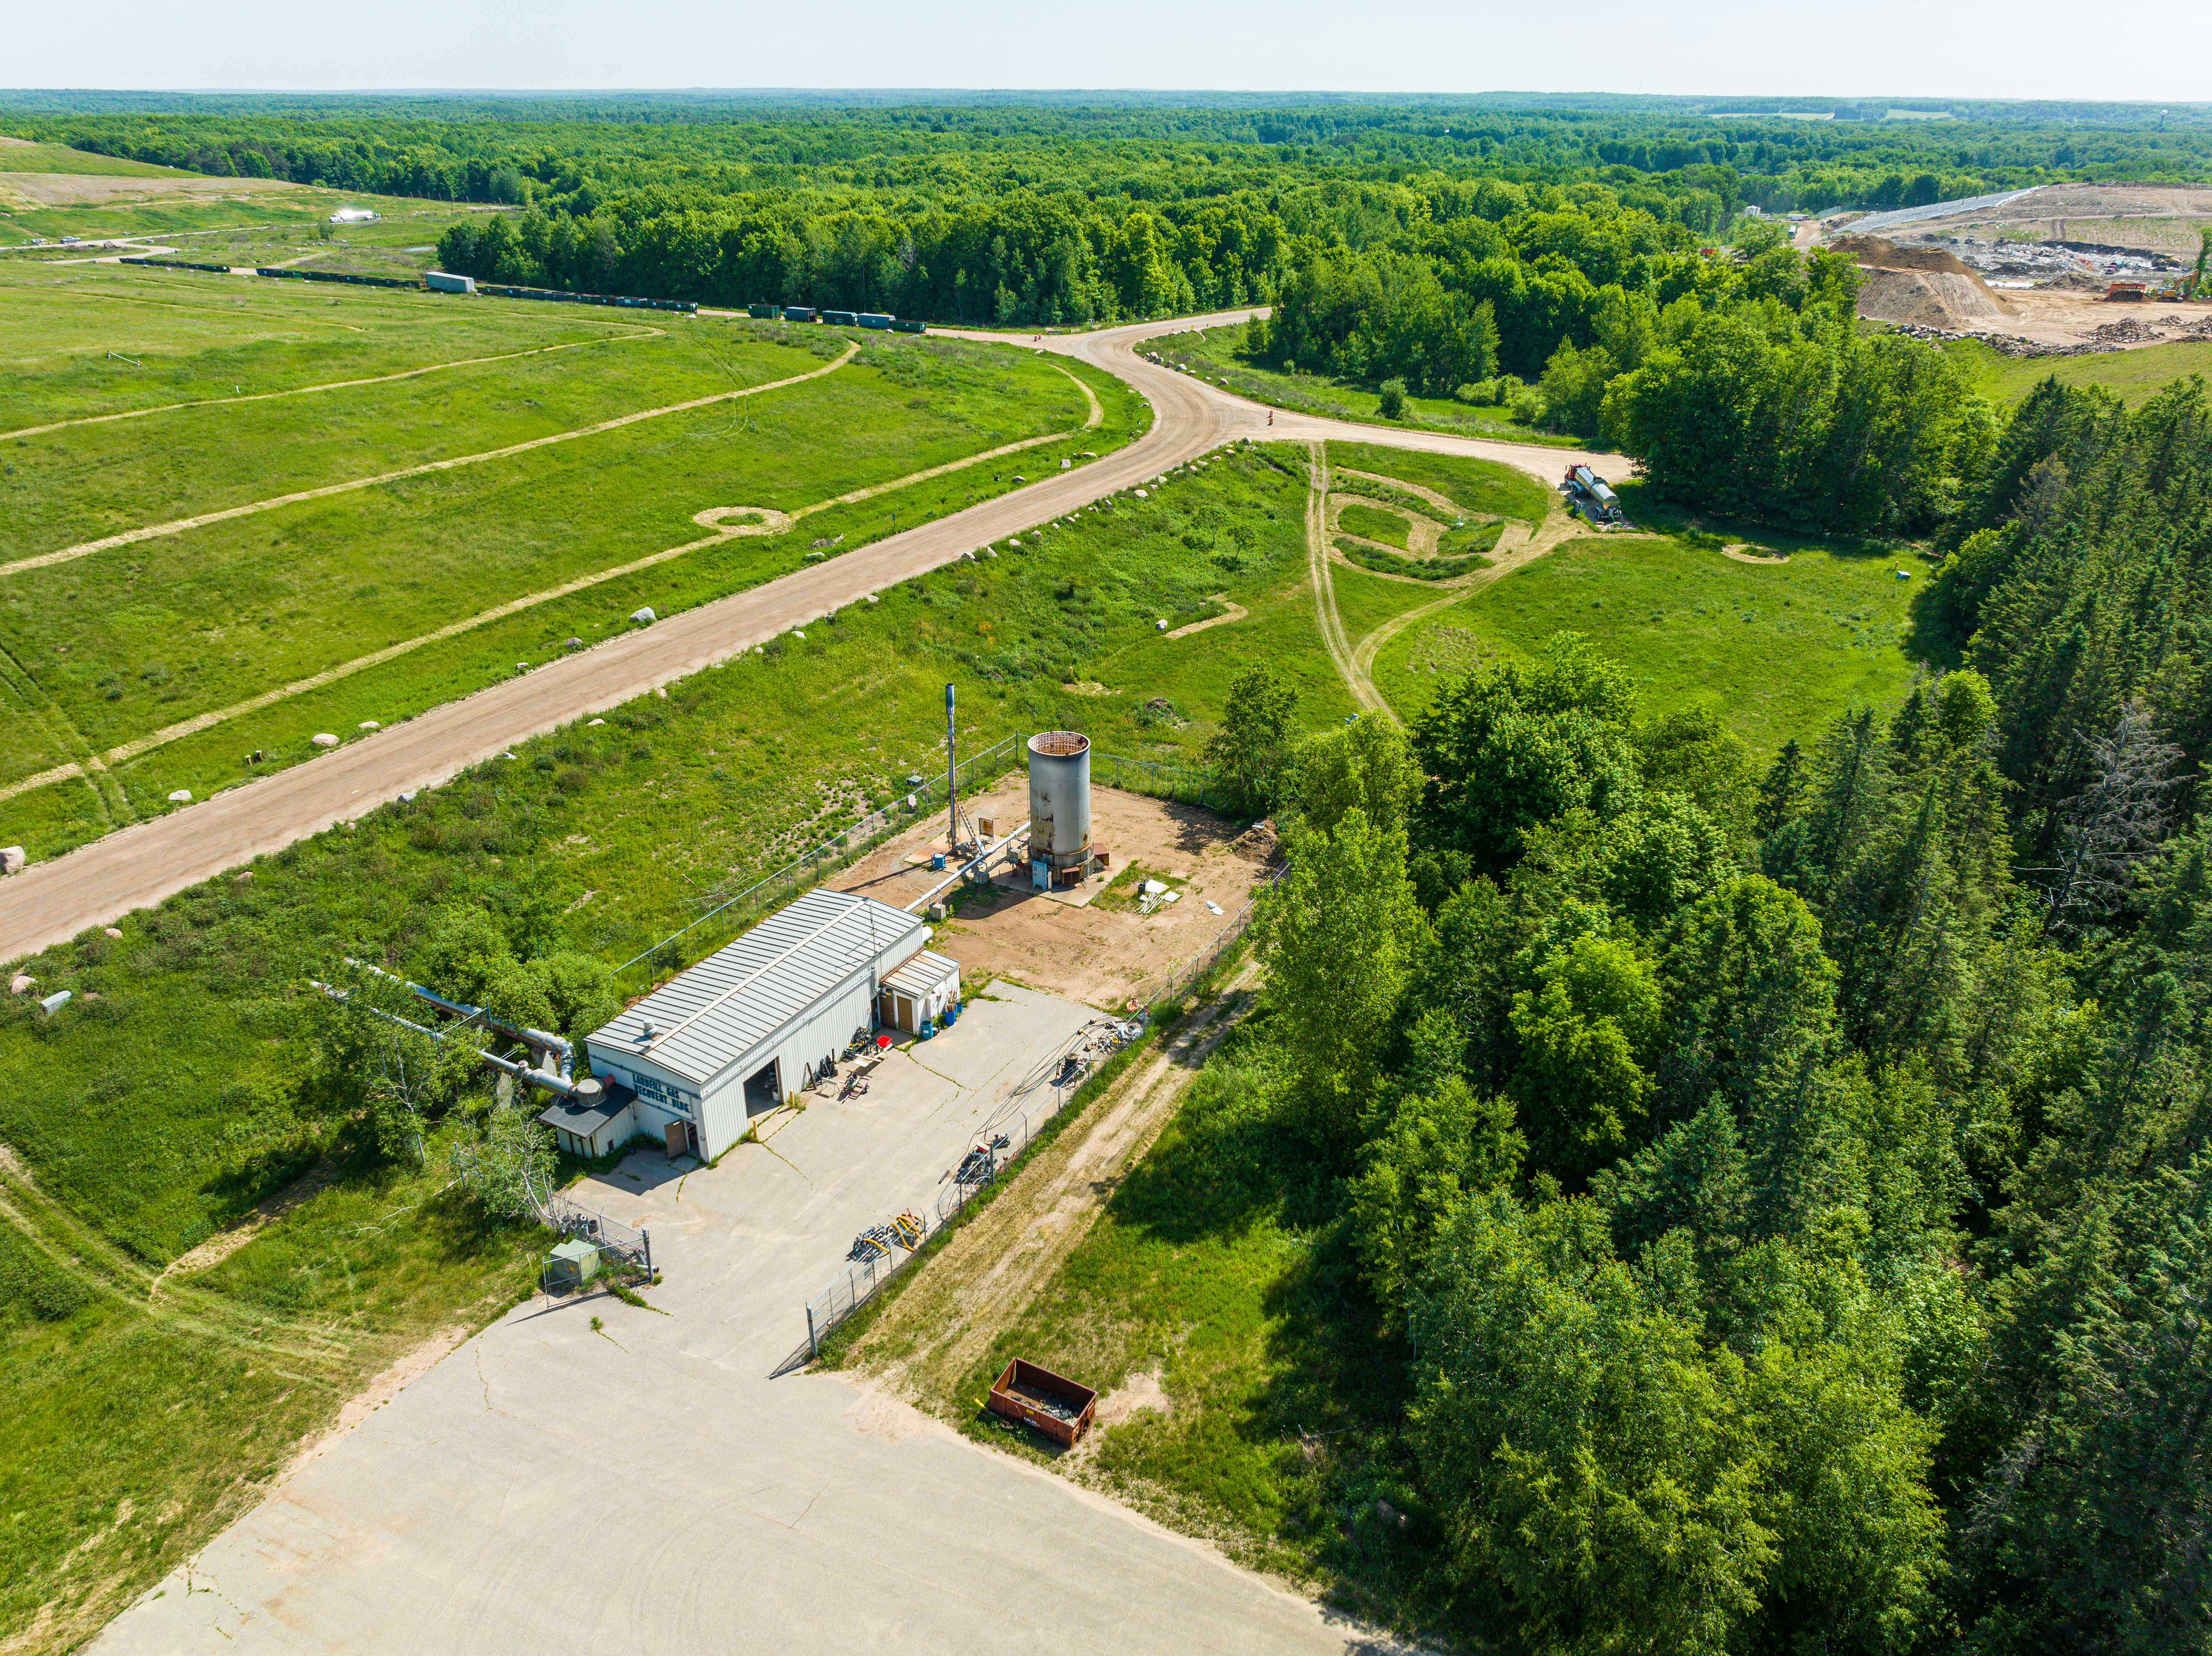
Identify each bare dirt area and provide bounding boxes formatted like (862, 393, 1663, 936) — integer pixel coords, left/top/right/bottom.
(1836, 231, 2212, 348)
(830, 780, 1276, 1009)
(0, 173, 308, 208)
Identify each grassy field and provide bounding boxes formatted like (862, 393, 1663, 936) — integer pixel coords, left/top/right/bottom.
(1148, 322, 1583, 448)
(1945, 334, 2212, 404)
(1372, 497, 1922, 753)
(0, 262, 1145, 857)
(0, 439, 1447, 1651)
(0, 168, 463, 247)
(0, 417, 1933, 1645)
(0, 141, 188, 179)
(1325, 440, 1555, 523)
(1337, 499, 1411, 548)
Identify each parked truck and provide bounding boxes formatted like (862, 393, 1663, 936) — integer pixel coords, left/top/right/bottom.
(1563, 464, 1625, 526)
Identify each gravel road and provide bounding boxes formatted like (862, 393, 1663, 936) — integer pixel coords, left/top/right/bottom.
(0, 308, 1628, 963)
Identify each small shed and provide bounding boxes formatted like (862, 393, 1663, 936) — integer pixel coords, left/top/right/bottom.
(426, 271, 476, 294)
(878, 949, 963, 1035)
(585, 889, 939, 1160)
(537, 1081, 637, 1159)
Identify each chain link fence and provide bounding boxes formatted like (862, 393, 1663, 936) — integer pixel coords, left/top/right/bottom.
(800, 885, 1267, 1358)
(539, 1191, 655, 1294)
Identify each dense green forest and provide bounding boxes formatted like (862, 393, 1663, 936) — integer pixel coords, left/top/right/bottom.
(9, 93, 2212, 335)
(1185, 372, 2212, 1652)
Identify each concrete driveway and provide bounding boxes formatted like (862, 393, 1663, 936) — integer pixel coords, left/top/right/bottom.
(89, 982, 1380, 1655)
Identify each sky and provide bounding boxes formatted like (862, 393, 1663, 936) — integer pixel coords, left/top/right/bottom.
(8, 0, 2211, 104)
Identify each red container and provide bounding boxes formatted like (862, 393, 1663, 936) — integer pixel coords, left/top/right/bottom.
(986, 1358, 1097, 1447)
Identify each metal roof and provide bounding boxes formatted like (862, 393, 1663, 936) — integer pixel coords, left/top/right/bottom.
(588, 889, 924, 1088)
(884, 949, 962, 997)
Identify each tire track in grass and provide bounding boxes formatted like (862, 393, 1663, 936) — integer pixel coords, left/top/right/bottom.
(0, 638, 125, 826)
(0, 324, 667, 443)
(0, 369, 1105, 801)
(0, 1147, 353, 1375)
(1302, 440, 1375, 714)
(0, 343, 861, 578)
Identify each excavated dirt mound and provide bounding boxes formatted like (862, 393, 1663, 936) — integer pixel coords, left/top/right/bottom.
(1836, 234, 2016, 332)
(1856, 268, 2016, 331)
(1829, 234, 1980, 277)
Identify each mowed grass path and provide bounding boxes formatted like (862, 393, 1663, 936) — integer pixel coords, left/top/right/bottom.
(1372, 525, 1921, 752)
(0, 348, 1090, 757)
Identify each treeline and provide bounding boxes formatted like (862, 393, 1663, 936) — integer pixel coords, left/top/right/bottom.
(16, 95, 2212, 216)
(427, 165, 1758, 327)
(1207, 595, 2207, 1647)
(435, 194, 1287, 322)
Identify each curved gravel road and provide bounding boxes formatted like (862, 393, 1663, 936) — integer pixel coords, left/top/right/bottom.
(0, 307, 1628, 963)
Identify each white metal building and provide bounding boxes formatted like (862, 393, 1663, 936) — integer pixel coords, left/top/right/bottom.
(575, 888, 951, 1160)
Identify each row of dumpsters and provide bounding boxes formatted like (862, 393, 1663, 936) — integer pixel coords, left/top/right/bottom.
(114, 257, 932, 331)
(747, 302, 925, 332)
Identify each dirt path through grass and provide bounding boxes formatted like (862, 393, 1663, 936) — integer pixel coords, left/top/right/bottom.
(1302, 442, 1377, 714)
(0, 324, 665, 444)
(0, 343, 859, 578)
(1330, 453, 1591, 726)
(0, 1146, 354, 1377)
(850, 963, 1261, 1411)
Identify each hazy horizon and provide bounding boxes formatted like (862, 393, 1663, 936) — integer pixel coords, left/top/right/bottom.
(8, 0, 2208, 107)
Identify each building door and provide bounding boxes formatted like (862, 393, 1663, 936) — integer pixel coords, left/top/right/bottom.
(743, 1058, 781, 1116)
(895, 994, 915, 1032)
(664, 1121, 697, 1159)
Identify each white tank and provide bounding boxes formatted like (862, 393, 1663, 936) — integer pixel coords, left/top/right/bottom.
(1027, 732, 1092, 875)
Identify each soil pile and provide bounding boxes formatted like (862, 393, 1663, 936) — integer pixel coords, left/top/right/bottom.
(1830, 235, 1980, 277)
(1836, 234, 2016, 332)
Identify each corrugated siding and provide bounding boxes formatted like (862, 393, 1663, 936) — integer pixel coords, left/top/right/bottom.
(589, 890, 924, 1086)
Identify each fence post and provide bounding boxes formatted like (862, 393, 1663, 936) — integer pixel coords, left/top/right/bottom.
(643, 1229, 653, 1278)
(807, 1301, 819, 1359)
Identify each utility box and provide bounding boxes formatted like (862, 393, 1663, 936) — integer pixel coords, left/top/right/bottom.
(546, 1238, 601, 1291)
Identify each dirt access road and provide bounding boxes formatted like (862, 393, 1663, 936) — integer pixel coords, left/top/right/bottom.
(0, 308, 1625, 963)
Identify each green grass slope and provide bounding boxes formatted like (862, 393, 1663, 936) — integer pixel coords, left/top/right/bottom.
(1372, 528, 1921, 753)
(1946, 334, 2212, 405)
(0, 266, 1145, 856)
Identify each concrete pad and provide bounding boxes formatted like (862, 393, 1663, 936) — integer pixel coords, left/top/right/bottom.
(91, 985, 1371, 1656)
